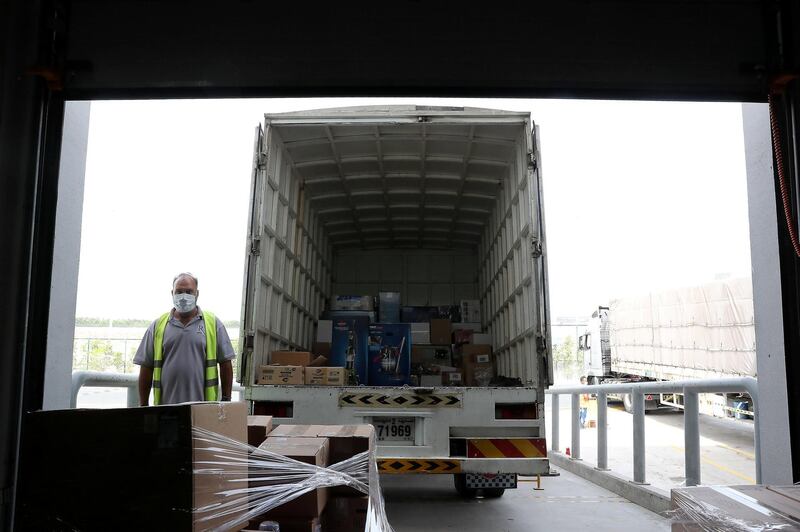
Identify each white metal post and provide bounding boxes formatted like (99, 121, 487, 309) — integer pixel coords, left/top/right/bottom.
(683, 391, 700, 486)
(551, 393, 560, 451)
(571, 393, 581, 460)
(632, 391, 646, 484)
(597, 390, 608, 470)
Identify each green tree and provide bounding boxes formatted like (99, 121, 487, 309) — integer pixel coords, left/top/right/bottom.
(553, 335, 578, 363)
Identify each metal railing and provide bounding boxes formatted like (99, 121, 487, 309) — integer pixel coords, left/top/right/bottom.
(545, 377, 760, 486)
(71, 370, 244, 408)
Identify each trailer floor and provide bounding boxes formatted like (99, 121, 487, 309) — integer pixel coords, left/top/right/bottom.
(381, 469, 670, 531)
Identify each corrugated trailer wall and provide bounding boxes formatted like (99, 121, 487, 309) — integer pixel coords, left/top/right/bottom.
(246, 124, 332, 376)
(477, 122, 539, 386)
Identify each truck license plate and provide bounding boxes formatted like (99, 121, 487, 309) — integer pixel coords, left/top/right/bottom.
(375, 417, 415, 442)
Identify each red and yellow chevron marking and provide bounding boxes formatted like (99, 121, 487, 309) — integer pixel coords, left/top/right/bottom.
(378, 459, 462, 474)
(467, 438, 547, 459)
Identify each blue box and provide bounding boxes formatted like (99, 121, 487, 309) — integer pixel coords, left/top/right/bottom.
(368, 323, 412, 386)
(331, 317, 369, 385)
(379, 292, 401, 323)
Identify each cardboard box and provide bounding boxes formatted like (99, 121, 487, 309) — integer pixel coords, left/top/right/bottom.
(460, 299, 481, 323)
(473, 333, 492, 345)
(258, 365, 304, 385)
(378, 291, 401, 323)
(304, 367, 347, 386)
(460, 344, 494, 386)
(267, 424, 374, 496)
(453, 329, 473, 346)
(429, 319, 452, 345)
(331, 295, 374, 311)
(312, 341, 331, 358)
(256, 438, 329, 517)
(271, 351, 314, 367)
(442, 371, 463, 386)
(316, 320, 333, 343)
(411, 330, 430, 345)
(410, 322, 430, 332)
(420, 375, 441, 387)
(451, 322, 482, 332)
(321, 496, 369, 532)
(400, 305, 461, 322)
(670, 485, 800, 531)
(247, 415, 274, 447)
(16, 402, 248, 532)
(368, 323, 412, 386)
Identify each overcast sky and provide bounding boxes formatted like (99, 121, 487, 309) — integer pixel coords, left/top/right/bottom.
(73, 97, 753, 323)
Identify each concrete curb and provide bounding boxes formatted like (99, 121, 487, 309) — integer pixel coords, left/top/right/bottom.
(548, 451, 671, 515)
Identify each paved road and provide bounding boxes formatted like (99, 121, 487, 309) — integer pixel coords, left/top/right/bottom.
(545, 397, 756, 493)
(381, 469, 669, 531)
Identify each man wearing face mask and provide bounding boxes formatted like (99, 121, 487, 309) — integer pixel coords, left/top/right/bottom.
(133, 272, 236, 406)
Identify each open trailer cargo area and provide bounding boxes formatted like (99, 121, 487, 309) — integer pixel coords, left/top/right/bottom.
(239, 106, 552, 491)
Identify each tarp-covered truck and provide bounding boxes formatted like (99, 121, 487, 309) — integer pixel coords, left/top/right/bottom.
(239, 106, 552, 497)
(579, 277, 756, 415)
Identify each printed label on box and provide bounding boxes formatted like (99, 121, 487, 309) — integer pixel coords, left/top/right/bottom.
(475, 354, 490, 364)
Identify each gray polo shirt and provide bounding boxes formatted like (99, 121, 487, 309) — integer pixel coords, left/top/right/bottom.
(133, 307, 236, 404)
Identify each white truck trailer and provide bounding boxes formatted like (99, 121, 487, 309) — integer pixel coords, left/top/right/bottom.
(579, 277, 756, 414)
(238, 106, 552, 497)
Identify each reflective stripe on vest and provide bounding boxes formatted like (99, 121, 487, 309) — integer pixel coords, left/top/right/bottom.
(152, 310, 218, 405)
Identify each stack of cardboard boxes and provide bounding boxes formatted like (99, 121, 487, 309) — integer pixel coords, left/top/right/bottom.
(246, 424, 374, 532)
(256, 295, 501, 389)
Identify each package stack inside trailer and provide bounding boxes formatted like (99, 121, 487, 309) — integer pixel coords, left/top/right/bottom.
(240, 106, 547, 392)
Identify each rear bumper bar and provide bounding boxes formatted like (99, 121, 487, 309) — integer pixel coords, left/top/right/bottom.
(378, 457, 549, 475)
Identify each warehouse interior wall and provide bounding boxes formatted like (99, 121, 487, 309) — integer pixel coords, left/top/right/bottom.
(2, 0, 799, 528)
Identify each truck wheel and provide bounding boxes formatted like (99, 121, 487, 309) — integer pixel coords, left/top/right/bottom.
(453, 474, 479, 498)
(623, 393, 633, 413)
(482, 488, 506, 498)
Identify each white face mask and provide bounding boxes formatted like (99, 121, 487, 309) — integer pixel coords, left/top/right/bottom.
(173, 293, 197, 314)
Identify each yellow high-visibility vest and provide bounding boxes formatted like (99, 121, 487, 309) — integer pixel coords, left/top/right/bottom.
(152, 310, 218, 405)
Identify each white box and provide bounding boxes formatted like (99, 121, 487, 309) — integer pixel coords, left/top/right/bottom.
(412, 331, 430, 345)
(331, 295, 373, 311)
(473, 333, 492, 345)
(460, 300, 481, 323)
(411, 322, 430, 333)
(316, 320, 333, 343)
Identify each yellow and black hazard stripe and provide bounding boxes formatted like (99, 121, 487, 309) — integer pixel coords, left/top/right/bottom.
(339, 392, 461, 408)
(467, 438, 547, 459)
(378, 459, 462, 474)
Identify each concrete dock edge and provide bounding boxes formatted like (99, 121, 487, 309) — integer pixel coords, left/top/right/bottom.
(548, 451, 672, 515)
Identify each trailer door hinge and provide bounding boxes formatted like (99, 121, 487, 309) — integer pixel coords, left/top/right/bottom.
(531, 238, 543, 258)
(528, 154, 538, 172)
(535, 333, 547, 354)
(250, 237, 261, 256)
(257, 152, 268, 168)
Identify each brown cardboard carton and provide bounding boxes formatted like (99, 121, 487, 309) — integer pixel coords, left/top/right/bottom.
(267, 424, 374, 496)
(271, 351, 314, 367)
(304, 367, 347, 386)
(460, 344, 494, 386)
(312, 341, 331, 358)
(16, 402, 248, 531)
(429, 319, 452, 345)
(256, 438, 329, 517)
(322, 496, 369, 532)
(247, 415, 274, 446)
(258, 365, 304, 385)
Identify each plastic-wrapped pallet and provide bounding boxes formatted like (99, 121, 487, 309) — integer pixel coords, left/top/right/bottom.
(670, 485, 800, 531)
(193, 425, 393, 532)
